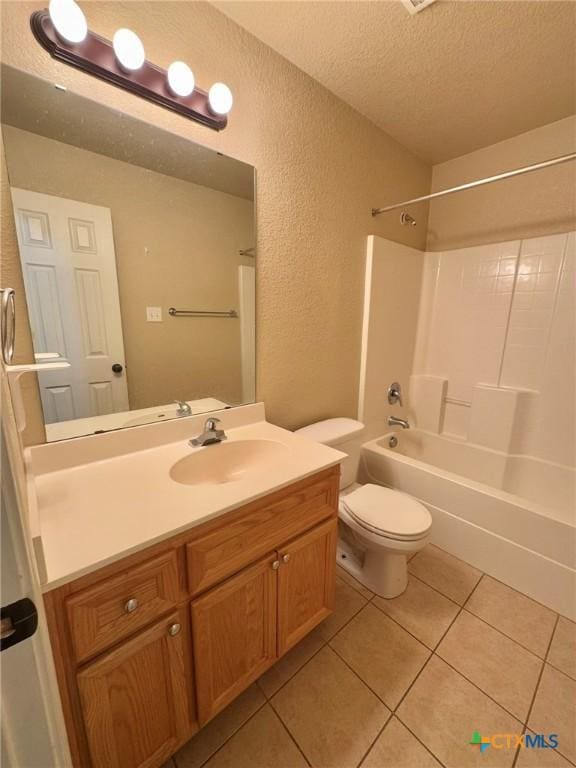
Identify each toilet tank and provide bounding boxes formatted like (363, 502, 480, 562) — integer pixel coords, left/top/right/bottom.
(295, 418, 365, 489)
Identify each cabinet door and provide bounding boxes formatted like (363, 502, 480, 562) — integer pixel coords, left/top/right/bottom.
(191, 554, 278, 724)
(278, 519, 337, 655)
(77, 609, 193, 768)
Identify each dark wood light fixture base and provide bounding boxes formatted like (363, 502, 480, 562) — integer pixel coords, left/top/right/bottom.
(30, 10, 227, 131)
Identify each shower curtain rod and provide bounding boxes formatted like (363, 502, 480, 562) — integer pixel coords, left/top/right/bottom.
(371, 152, 576, 216)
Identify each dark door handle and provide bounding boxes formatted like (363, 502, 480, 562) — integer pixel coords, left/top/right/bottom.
(112, 363, 123, 373)
(1, 598, 38, 651)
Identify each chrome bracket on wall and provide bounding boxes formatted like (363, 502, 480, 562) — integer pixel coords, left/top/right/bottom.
(1, 287, 15, 365)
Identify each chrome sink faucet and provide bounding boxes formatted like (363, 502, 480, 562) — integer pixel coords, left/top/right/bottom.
(174, 400, 192, 417)
(190, 417, 227, 447)
(388, 415, 410, 429)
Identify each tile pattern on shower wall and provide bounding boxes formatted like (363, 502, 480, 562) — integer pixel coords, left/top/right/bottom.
(500, 234, 568, 391)
(414, 232, 575, 464)
(422, 241, 520, 404)
(507, 233, 575, 466)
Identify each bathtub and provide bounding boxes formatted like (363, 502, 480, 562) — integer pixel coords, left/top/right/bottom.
(361, 430, 576, 619)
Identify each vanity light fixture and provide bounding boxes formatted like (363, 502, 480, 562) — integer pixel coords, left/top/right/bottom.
(167, 61, 195, 98)
(31, 1, 232, 130)
(112, 28, 145, 72)
(208, 83, 233, 116)
(48, 0, 87, 44)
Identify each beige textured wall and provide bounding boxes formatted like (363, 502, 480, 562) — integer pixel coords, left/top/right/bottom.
(0, 1, 430, 437)
(3, 125, 254, 409)
(427, 117, 576, 251)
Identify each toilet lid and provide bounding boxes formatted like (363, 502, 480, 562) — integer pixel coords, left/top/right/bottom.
(342, 484, 431, 540)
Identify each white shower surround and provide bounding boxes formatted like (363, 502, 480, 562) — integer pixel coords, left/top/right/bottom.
(412, 231, 575, 467)
(358, 234, 575, 618)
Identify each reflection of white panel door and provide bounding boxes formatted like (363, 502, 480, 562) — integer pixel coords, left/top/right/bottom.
(11, 188, 129, 423)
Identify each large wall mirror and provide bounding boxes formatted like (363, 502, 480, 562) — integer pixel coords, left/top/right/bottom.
(1, 66, 256, 442)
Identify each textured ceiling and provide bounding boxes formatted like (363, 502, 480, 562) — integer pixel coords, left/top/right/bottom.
(213, 0, 576, 163)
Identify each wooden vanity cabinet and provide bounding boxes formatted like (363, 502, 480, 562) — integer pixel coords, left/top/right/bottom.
(192, 554, 279, 723)
(277, 518, 337, 655)
(192, 517, 337, 724)
(77, 608, 192, 768)
(44, 466, 339, 768)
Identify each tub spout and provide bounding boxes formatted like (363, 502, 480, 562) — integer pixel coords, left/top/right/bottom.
(388, 416, 410, 429)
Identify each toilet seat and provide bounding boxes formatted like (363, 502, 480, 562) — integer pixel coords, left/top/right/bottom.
(341, 484, 431, 542)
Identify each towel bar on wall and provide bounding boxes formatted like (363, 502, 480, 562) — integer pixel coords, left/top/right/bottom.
(168, 308, 238, 318)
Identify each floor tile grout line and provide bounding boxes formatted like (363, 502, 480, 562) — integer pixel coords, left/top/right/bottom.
(327, 640, 406, 713)
(259, 639, 328, 702)
(369, 597, 444, 652)
(511, 614, 563, 768)
(388, 594, 533, 768)
(411, 543, 484, 580)
(480, 570, 562, 615)
(545, 658, 576, 683)
(336, 569, 375, 601)
(412, 543, 558, 619)
(434, 650, 532, 725)
(375, 604, 467, 768)
(335, 591, 468, 734)
(390, 603, 464, 715)
(543, 617, 559, 664)
(268, 700, 313, 768)
(329, 598, 464, 718)
(522, 614, 559, 729)
(262, 590, 370, 702)
(389, 653, 450, 768)
(392, 649, 435, 714)
(430, 597, 544, 725)
(405, 570, 465, 608)
(269, 594, 439, 751)
(458, 605, 552, 661)
(188, 695, 269, 768)
(392, 713, 449, 768)
(462, 604, 557, 661)
(461, 571, 485, 610)
(407, 566, 482, 608)
(356, 712, 393, 768)
(428, 597, 465, 652)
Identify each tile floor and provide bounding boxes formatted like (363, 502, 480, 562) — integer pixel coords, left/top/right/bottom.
(167, 544, 576, 768)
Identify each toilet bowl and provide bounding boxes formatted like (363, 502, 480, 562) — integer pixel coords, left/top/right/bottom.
(296, 418, 432, 598)
(338, 483, 431, 597)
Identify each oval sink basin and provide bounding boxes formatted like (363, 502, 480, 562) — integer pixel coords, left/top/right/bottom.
(170, 440, 289, 486)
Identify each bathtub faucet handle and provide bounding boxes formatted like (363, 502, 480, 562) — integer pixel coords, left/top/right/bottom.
(387, 382, 403, 407)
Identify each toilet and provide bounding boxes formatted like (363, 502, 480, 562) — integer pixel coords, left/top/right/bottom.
(296, 418, 432, 598)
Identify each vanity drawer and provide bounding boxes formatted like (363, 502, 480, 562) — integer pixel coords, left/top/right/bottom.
(186, 470, 339, 596)
(66, 551, 181, 663)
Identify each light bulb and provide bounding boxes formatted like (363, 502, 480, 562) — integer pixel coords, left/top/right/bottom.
(113, 28, 145, 72)
(167, 61, 195, 98)
(208, 82, 233, 116)
(48, 0, 87, 44)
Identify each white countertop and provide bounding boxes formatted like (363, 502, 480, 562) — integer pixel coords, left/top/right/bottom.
(25, 405, 344, 591)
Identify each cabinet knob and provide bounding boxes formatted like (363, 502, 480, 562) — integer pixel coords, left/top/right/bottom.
(168, 623, 181, 637)
(124, 598, 138, 614)
(281, 554, 291, 564)
(271, 560, 280, 570)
